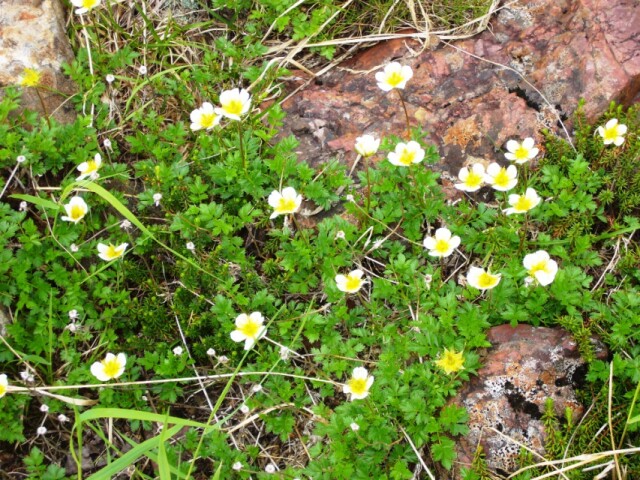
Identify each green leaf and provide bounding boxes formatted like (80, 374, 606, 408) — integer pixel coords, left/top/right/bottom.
(10, 194, 60, 211)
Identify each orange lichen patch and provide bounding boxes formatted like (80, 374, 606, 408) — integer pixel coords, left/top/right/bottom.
(443, 116, 480, 151)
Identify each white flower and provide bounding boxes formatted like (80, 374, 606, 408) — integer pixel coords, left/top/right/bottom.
(153, 193, 162, 207)
(0, 374, 8, 398)
(485, 163, 518, 191)
(69, 309, 79, 320)
(40, 404, 49, 413)
(523, 250, 558, 286)
(215, 88, 251, 121)
(58, 414, 69, 423)
(139, 65, 148, 75)
(105, 74, 115, 84)
(354, 134, 380, 157)
(230, 312, 267, 350)
(186, 241, 195, 251)
(505, 137, 539, 164)
(71, 0, 101, 15)
(36, 426, 47, 436)
(60, 196, 89, 223)
(343, 367, 374, 401)
(120, 220, 132, 230)
(279, 346, 291, 360)
(240, 404, 250, 414)
(103, 138, 112, 149)
(346, 194, 355, 202)
(503, 187, 541, 215)
(70, 243, 79, 252)
(16, 155, 26, 163)
(252, 384, 263, 393)
(597, 118, 627, 146)
(350, 422, 360, 431)
(335, 269, 365, 293)
(268, 187, 302, 219)
(454, 164, 485, 192)
(375, 62, 413, 91)
(90, 352, 126, 381)
(189, 102, 220, 131)
(335, 230, 345, 240)
(19, 201, 27, 212)
(387, 141, 425, 167)
(423, 227, 461, 258)
(218, 355, 229, 363)
(66, 322, 79, 333)
(172, 346, 183, 356)
(206, 348, 216, 356)
(232, 462, 243, 471)
(466, 266, 501, 291)
(76, 153, 102, 181)
(265, 463, 276, 474)
(97, 242, 128, 261)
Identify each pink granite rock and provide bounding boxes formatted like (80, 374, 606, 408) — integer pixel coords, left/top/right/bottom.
(444, 324, 607, 477)
(0, 0, 77, 124)
(280, 0, 640, 177)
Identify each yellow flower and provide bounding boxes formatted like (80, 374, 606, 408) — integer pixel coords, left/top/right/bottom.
(343, 367, 374, 401)
(71, 0, 101, 14)
(268, 187, 302, 219)
(375, 62, 413, 91)
(97, 242, 128, 261)
(20, 68, 41, 87)
(435, 348, 465, 374)
(485, 163, 518, 191)
(387, 141, 425, 167)
(454, 164, 485, 192)
(90, 352, 126, 381)
(596, 118, 627, 146)
(523, 250, 558, 286)
(423, 227, 461, 258)
(0, 374, 8, 398)
(190, 102, 221, 131)
(467, 266, 501, 290)
(60, 196, 89, 223)
(505, 137, 539, 164)
(354, 134, 380, 157)
(215, 88, 251, 121)
(230, 312, 267, 350)
(335, 269, 365, 293)
(503, 187, 541, 215)
(76, 153, 102, 181)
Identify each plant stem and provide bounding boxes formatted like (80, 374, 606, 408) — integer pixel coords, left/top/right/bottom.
(237, 121, 246, 171)
(35, 88, 51, 128)
(365, 155, 371, 213)
(397, 89, 411, 139)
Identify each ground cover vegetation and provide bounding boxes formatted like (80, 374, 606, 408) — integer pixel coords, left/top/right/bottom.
(0, 0, 639, 478)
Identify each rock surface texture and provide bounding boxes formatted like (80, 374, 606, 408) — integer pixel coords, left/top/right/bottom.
(445, 325, 607, 477)
(0, 0, 77, 124)
(280, 0, 640, 177)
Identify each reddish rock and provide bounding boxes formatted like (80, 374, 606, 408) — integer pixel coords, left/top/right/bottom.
(0, 0, 77, 124)
(446, 325, 607, 477)
(280, 0, 640, 176)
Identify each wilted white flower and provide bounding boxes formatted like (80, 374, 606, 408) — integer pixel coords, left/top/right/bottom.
(139, 65, 148, 75)
(103, 138, 112, 149)
(240, 404, 250, 414)
(36, 426, 47, 436)
(172, 346, 183, 356)
(265, 464, 276, 474)
(76, 153, 102, 181)
(120, 220, 132, 230)
(20, 370, 34, 383)
(69, 310, 79, 320)
(206, 348, 216, 356)
(16, 155, 26, 163)
(218, 355, 229, 363)
(252, 384, 263, 393)
(105, 74, 115, 84)
(70, 243, 79, 252)
(153, 193, 162, 207)
(40, 404, 49, 413)
(279, 346, 291, 360)
(58, 414, 69, 423)
(66, 322, 79, 333)
(346, 194, 355, 202)
(335, 230, 345, 240)
(232, 462, 243, 471)
(19, 201, 27, 212)
(186, 241, 195, 251)
(350, 422, 360, 431)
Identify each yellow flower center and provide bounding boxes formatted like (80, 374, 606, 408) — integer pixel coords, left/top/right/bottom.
(102, 358, 121, 379)
(514, 146, 530, 161)
(345, 275, 362, 291)
(21, 68, 41, 87)
(239, 319, 261, 338)
(437, 350, 464, 374)
(276, 197, 297, 214)
(83, 0, 99, 8)
(70, 205, 85, 220)
(223, 100, 244, 116)
(493, 168, 511, 188)
(477, 272, 498, 289)
(398, 149, 416, 165)
(347, 378, 368, 396)
(0, 383, 6, 397)
(603, 126, 619, 142)
(528, 260, 549, 276)
(385, 71, 404, 88)
(104, 245, 124, 260)
(83, 160, 98, 174)
(200, 113, 217, 128)
(513, 196, 534, 212)
(465, 171, 483, 188)
(434, 239, 451, 254)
